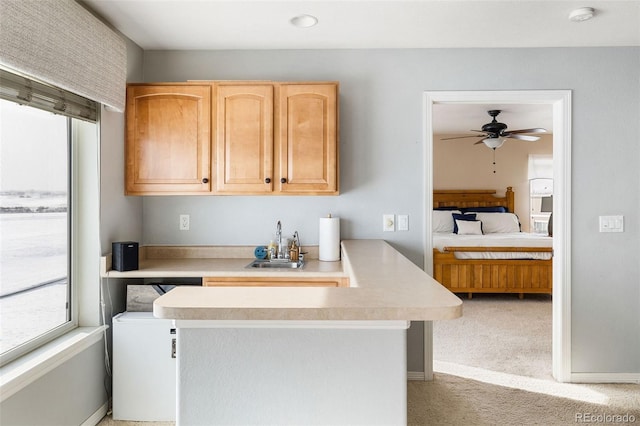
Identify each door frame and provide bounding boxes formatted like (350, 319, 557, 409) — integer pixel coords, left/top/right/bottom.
(423, 90, 572, 382)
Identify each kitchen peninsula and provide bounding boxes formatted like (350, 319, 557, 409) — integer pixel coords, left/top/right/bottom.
(102, 239, 462, 425)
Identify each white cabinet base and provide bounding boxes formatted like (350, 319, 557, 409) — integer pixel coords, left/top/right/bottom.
(112, 312, 176, 421)
(176, 321, 408, 425)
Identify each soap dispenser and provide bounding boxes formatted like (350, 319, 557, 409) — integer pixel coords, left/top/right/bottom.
(289, 239, 299, 262)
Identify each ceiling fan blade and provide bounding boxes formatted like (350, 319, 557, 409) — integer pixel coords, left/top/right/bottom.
(474, 140, 485, 145)
(440, 135, 487, 141)
(503, 128, 547, 135)
(507, 134, 540, 142)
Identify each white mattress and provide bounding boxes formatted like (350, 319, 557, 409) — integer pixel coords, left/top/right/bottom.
(433, 232, 553, 260)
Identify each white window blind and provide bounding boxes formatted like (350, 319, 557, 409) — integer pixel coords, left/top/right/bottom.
(0, 69, 97, 122)
(0, 0, 126, 112)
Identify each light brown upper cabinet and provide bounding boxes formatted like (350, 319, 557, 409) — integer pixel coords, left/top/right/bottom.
(275, 83, 338, 195)
(214, 82, 338, 195)
(214, 83, 274, 193)
(125, 81, 338, 195)
(126, 84, 211, 195)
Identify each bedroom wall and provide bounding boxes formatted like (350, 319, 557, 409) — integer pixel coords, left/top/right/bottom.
(136, 47, 639, 377)
(433, 133, 553, 232)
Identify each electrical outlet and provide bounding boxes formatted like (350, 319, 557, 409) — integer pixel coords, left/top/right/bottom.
(179, 214, 190, 231)
(397, 215, 409, 231)
(383, 214, 395, 232)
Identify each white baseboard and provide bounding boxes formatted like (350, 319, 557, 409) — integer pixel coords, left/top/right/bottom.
(82, 401, 109, 426)
(570, 372, 640, 384)
(407, 371, 427, 381)
(410, 369, 640, 383)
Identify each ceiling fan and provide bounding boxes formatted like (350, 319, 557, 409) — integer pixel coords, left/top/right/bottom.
(440, 110, 547, 149)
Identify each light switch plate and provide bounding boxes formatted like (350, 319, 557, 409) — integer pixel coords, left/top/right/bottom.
(599, 215, 623, 232)
(397, 215, 409, 231)
(383, 214, 395, 232)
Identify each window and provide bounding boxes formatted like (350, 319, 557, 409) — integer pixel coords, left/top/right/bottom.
(0, 70, 98, 366)
(528, 155, 553, 234)
(530, 179, 553, 234)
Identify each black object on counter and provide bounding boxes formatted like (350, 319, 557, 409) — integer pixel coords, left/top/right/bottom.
(112, 241, 139, 271)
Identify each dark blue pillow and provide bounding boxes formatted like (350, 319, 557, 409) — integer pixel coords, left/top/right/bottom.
(461, 206, 508, 213)
(452, 213, 477, 233)
(434, 206, 460, 211)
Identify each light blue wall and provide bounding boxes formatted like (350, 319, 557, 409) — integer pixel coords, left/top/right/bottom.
(98, 35, 145, 403)
(100, 37, 144, 253)
(137, 47, 640, 375)
(0, 343, 106, 426)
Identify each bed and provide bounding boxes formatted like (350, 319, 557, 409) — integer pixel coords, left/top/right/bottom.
(432, 187, 552, 299)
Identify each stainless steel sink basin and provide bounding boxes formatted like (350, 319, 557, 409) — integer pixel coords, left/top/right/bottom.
(245, 259, 304, 269)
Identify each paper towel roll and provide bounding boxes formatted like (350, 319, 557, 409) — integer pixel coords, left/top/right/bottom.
(319, 216, 340, 261)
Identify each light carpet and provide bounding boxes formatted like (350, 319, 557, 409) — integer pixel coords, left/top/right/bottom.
(413, 293, 640, 425)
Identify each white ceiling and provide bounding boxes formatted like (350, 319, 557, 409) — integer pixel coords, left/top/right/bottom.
(432, 103, 552, 135)
(82, 0, 636, 133)
(83, 0, 640, 50)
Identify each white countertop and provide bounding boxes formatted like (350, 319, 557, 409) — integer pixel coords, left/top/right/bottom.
(102, 240, 462, 321)
(101, 244, 345, 279)
(103, 257, 345, 279)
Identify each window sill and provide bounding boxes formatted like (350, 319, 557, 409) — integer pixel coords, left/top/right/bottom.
(0, 326, 106, 402)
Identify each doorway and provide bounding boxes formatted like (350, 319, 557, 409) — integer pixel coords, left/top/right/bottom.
(423, 90, 572, 382)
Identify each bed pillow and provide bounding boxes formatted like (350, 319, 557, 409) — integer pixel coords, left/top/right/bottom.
(452, 213, 476, 234)
(433, 210, 461, 233)
(476, 212, 520, 233)
(461, 206, 508, 213)
(455, 219, 483, 235)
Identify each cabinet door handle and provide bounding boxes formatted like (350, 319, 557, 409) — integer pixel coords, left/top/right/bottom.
(202, 178, 209, 184)
(280, 178, 287, 184)
(265, 177, 271, 184)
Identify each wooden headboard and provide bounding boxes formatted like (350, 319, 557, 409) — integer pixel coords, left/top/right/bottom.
(433, 187, 515, 213)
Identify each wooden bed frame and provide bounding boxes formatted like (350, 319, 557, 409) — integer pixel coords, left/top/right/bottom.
(432, 187, 552, 299)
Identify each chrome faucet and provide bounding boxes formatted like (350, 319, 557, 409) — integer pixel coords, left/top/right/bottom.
(276, 220, 283, 259)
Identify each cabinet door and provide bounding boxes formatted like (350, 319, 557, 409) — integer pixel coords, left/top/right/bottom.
(126, 85, 211, 194)
(276, 83, 338, 195)
(215, 84, 274, 193)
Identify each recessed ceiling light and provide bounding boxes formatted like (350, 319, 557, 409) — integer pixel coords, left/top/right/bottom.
(568, 7, 595, 22)
(290, 14, 318, 28)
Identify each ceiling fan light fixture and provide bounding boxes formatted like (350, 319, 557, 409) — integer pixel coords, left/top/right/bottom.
(569, 7, 595, 22)
(483, 137, 506, 149)
(290, 14, 318, 28)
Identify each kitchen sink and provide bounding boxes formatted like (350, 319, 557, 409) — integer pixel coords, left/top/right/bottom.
(245, 259, 304, 269)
